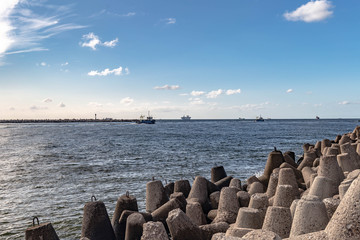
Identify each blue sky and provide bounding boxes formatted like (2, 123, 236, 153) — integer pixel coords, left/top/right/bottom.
(0, 0, 359, 119)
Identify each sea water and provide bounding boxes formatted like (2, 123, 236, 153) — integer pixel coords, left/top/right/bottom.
(0, 119, 358, 239)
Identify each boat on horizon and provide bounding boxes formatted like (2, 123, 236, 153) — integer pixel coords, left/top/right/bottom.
(255, 115, 264, 122)
(181, 115, 191, 121)
(316, 116, 320, 120)
(138, 112, 155, 124)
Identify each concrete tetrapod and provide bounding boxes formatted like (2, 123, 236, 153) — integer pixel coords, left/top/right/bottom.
(173, 179, 191, 198)
(81, 200, 116, 240)
(111, 193, 138, 240)
(200, 222, 230, 240)
(273, 184, 295, 208)
(188, 176, 209, 206)
(125, 213, 145, 240)
(248, 193, 269, 224)
(211, 166, 227, 183)
(141, 221, 169, 240)
(118, 210, 152, 240)
(287, 174, 360, 240)
(308, 176, 338, 200)
(317, 155, 344, 186)
(289, 195, 329, 237)
(237, 191, 250, 207)
(213, 187, 240, 224)
(297, 150, 317, 171)
(242, 229, 281, 240)
(225, 207, 262, 238)
(25, 219, 59, 240)
(166, 208, 203, 240)
(151, 197, 184, 223)
(337, 153, 358, 173)
(186, 201, 207, 226)
(278, 168, 299, 198)
(258, 150, 285, 186)
(247, 182, 265, 196)
(145, 180, 169, 213)
(265, 170, 279, 199)
(262, 206, 292, 238)
(326, 174, 360, 239)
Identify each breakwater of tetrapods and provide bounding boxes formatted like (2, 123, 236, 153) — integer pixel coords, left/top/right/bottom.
(24, 125, 360, 240)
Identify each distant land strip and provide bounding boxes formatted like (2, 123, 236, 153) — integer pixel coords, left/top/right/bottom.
(0, 119, 140, 123)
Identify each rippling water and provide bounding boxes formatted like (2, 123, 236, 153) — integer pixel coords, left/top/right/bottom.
(0, 119, 358, 239)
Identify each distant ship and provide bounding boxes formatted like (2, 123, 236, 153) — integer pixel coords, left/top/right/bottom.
(138, 112, 155, 124)
(181, 115, 191, 121)
(316, 116, 320, 120)
(255, 115, 264, 122)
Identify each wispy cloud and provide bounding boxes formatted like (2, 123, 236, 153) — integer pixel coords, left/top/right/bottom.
(230, 102, 270, 111)
(189, 98, 205, 105)
(338, 101, 360, 105)
(286, 89, 293, 93)
(120, 97, 134, 105)
(154, 85, 180, 90)
(61, 62, 68, 66)
(284, 0, 333, 23)
(90, 9, 136, 18)
(59, 102, 66, 108)
(80, 32, 118, 50)
(88, 102, 103, 107)
(0, 1, 85, 61)
(207, 89, 223, 99)
(226, 89, 241, 95)
(30, 105, 47, 110)
(88, 66, 129, 77)
(166, 18, 176, 24)
(43, 98, 52, 103)
(191, 91, 205, 96)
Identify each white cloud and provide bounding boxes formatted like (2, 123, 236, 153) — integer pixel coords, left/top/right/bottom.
(123, 12, 136, 17)
(0, 1, 85, 61)
(166, 18, 176, 24)
(40, 62, 47, 67)
(284, 0, 333, 23)
(231, 102, 270, 111)
(80, 32, 118, 50)
(30, 105, 47, 110)
(59, 102, 66, 108)
(339, 101, 349, 105)
(120, 97, 134, 105)
(61, 62, 69, 66)
(207, 89, 223, 99)
(43, 98, 52, 103)
(189, 98, 205, 105)
(80, 32, 100, 50)
(286, 89, 293, 93)
(88, 102, 103, 107)
(191, 91, 205, 96)
(154, 85, 180, 90)
(103, 38, 118, 47)
(124, 67, 130, 75)
(337, 101, 360, 105)
(88, 66, 126, 77)
(226, 89, 241, 95)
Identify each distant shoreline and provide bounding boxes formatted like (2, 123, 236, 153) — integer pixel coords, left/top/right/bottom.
(0, 119, 139, 123)
(0, 118, 359, 123)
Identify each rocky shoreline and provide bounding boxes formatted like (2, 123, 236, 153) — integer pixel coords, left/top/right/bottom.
(25, 126, 360, 240)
